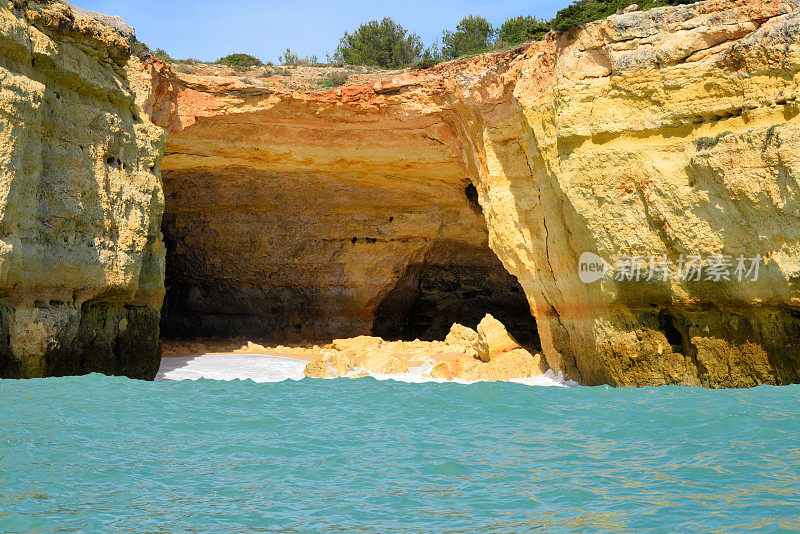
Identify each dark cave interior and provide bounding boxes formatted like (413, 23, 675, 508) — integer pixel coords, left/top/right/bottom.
(372, 242, 541, 350)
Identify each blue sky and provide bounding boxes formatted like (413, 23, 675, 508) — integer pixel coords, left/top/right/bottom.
(73, 0, 570, 63)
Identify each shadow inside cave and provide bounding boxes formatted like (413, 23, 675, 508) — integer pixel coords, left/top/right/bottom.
(371, 241, 541, 351)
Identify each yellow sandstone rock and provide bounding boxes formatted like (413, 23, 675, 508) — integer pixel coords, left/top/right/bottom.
(476, 314, 524, 362)
(429, 361, 453, 380)
(444, 323, 480, 358)
(301, 315, 547, 382)
(451, 357, 481, 381)
(480, 350, 547, 382)
(303, 352, 356, 378)
(0, 1, 165, 378)
(361, 352, 409, 375)
(331, 336, 385, 359)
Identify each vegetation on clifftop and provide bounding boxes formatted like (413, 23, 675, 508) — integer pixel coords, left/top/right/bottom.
(279, 49, 298, 65)
(497, 16, 550, 46)
(215, 53, 263, 67)
(441, 15, 495, 60)
(142, 0, 703, 74)
(330, 0, 702, 68)
(332, 18, 424, 69)
(317, 72, 349, 88)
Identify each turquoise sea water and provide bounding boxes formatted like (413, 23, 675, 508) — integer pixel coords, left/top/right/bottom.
(1, 375, 800, 533)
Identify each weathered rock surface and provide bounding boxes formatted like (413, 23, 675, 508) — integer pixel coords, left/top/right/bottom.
(444, 323, 480, 358)
(138, 0, 800, 387)
(133, 59, 538, 345)
(476, 314, 524, 362)
(300, 315, 547, 381)
(464, 0, 800, 387)
(0, 1, 165, 378)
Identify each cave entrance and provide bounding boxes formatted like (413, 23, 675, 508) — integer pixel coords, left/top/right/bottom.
(371, 241, 541, 351)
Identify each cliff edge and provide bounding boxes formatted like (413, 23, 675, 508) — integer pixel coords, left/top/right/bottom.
(0, 1, 165, 378)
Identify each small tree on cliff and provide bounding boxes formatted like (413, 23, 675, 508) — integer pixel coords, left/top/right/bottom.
(332, 18, 423, 68)
(215, 53, 263, 67)
(279, 48, 299, 66)
(441, 15, 495, 59)
(496, 16, 549, 45)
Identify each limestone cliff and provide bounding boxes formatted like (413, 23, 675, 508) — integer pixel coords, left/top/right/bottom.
(458, 0, 800, 387)
(139, 0, 800, 387)
(0, 1, 165, 379)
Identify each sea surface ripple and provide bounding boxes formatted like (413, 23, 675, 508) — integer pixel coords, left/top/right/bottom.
(1, 374, 799, 532)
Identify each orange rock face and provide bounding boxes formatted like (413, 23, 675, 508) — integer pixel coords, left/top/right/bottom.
(130, 53, 538, 345)
(134, 0, 800, 386)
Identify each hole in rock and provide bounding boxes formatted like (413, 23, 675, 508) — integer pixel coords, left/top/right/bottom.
(657, 309, 685, 355)
(372, 241, 540, 351)
(464, 183, 481, 214)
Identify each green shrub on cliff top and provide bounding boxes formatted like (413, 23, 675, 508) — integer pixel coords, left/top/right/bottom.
(441, 15, 495, 59)
(412, 56, 439, 70)
(279, 48, 299, 66)
(497, 16, 549, 45)
(215, 53, 263, 68)
(332, 18, 423, 68)
(153, 48, 172, 62)
(551, 0, 699, 31)
(318, 72, 349, 88)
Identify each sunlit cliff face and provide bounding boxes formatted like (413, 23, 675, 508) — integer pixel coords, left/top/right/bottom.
(0, 1, 165, 379)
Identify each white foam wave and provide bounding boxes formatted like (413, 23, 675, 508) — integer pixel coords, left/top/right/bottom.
(156, 354, 579, 387)
(156, 353, 306, 382)
(345, 358, 579, 387)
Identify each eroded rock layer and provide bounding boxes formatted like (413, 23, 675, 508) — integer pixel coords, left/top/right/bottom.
(0, 1, 165, 378)
(141, 0, 800, 386)
(133, 64, 494, 342)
